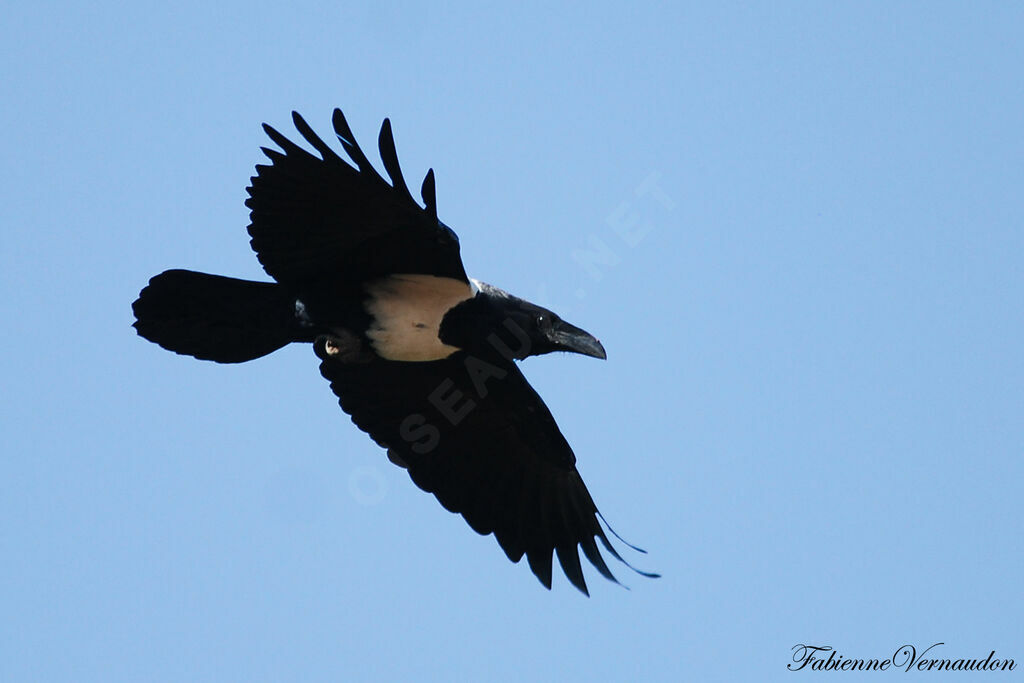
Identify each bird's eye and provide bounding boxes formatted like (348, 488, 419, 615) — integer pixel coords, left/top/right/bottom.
(536, 315, 546, 326)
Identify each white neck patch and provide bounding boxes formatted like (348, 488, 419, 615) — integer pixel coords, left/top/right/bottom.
(363, 274, 476, 361)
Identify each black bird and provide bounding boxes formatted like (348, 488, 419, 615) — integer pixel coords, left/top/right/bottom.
(132, 109, 657, 594)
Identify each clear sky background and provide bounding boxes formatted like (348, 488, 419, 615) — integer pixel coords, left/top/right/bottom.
(2, 2, 1022, 681)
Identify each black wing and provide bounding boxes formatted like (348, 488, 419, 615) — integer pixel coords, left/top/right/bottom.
(314, 338, 655, 595)
(246, 109, 467, 286)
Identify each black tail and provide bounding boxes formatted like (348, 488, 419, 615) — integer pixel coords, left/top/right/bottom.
(132, 269, 305, 363)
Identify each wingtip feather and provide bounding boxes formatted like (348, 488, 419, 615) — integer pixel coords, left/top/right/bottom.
(291, 110, 341, 162)
(556, 545, 590, 596)
(527, 548, 554, 590)
(377, 118, 413, 201)
(421, 168, 437, 220)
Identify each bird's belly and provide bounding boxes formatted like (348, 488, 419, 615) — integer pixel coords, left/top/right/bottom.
(363, 274, 473, 361)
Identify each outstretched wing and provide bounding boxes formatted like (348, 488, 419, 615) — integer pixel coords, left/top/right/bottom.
(246, 109, 467, 286)
(314, 338, 655, 595)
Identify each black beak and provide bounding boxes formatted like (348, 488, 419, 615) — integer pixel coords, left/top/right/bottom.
(551, 320, 607, 360)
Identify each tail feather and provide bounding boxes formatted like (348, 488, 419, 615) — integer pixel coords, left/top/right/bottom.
(132, 269, 303, 363)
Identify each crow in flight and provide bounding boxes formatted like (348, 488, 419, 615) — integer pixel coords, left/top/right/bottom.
(132, 109, 657, 594)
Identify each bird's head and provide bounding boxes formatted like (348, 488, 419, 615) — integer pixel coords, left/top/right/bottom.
(440, 282, 607, 361)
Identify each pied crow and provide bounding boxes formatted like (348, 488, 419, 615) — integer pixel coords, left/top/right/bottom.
(132, 109, 657, 594)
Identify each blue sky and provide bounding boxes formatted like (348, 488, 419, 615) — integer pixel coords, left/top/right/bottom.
(3, 2, 1022, 681)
